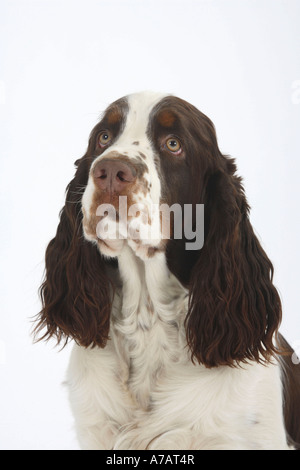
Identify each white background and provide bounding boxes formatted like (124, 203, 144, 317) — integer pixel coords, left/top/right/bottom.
(0, 0, 299, 450)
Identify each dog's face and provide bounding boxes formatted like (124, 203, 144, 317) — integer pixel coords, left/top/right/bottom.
(81, 91, 206, 259)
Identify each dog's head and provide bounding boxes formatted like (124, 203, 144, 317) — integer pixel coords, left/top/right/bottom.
(35, 91, 282, 367)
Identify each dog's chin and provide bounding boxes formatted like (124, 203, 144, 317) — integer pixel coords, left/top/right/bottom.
(97, 235, 164, 261)
(83, 218, 164, 260)
(96, 238, 125, 258)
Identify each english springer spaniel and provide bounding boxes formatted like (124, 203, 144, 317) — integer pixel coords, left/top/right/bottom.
(36, 91, 300, 450)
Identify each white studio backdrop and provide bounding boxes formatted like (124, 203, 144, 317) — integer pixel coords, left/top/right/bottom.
(0, 0, 299, 450)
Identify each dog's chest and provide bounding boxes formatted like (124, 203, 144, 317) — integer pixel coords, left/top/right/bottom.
(111, 263, 188, 410)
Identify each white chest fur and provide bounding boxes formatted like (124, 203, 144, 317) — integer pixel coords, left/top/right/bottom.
(110, 247, 188, 410)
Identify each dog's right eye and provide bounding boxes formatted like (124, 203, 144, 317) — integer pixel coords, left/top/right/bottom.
(98, 131, 112, 147)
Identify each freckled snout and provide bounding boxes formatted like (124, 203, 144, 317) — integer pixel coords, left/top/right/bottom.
(93, 158, 136, 194)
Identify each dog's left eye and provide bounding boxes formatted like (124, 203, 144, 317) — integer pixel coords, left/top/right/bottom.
(98, 130, 112, 147)
(165, 137, 182, 154)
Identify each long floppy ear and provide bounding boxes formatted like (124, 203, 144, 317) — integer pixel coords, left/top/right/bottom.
(34, 156, 112, 348)
(185, 156, 282, 367)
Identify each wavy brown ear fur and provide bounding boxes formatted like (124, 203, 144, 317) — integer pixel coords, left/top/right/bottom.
(34, 156, 112, 348)
(185, 155, 282, 368)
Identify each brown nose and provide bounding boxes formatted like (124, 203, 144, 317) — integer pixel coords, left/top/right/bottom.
(93, 158, 136, 193)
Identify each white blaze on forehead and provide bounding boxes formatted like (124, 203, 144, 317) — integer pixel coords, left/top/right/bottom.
(121, 91, 169, 146)
(118, 91, 169, 205)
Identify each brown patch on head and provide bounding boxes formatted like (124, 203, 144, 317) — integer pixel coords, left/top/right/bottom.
(107, 108, 123, 125)
(105, 98, 128, 126)
(157, 110, 177, 128)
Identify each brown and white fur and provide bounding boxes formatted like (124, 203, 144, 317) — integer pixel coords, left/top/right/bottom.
(36, 91, 300, 450)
